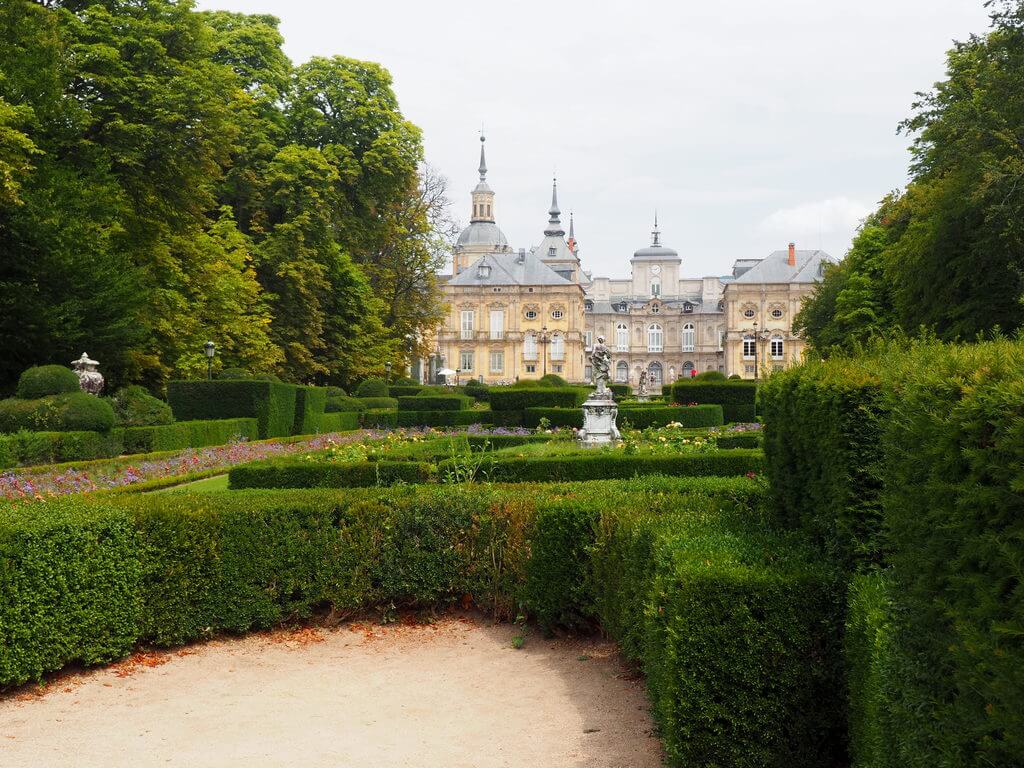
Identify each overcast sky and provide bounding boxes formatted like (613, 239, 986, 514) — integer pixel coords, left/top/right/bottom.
(196, 0, 992, 279)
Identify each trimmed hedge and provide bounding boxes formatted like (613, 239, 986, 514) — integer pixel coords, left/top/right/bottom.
(672, 380, 757, 422)
(325, 395, 367, 413)
(360, 409, 398, 428)
(16, 365, 81, 399)
(316, 412, 359, 433)
(0, 392, 116, 433)
(387, 385, 423, 398)
(397, 395, 470, 411)
(111, 385, 173, 427)
(523, 404, 723, 429)
(714, 431, 762, 449)
(0, 430, 123, 466)
(115, 418, 259, 454)
(292, 386, 327, 436)
(609, 383, 630, 399)
(360, 409, 508, 429)
(356, 396, 398, 411)
(167, 380, 297, 439)
(230, 460, 433, 489)
(488, 387, 587, 411)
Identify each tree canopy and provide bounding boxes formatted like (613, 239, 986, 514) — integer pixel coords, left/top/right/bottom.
(0, 0, 449, 393)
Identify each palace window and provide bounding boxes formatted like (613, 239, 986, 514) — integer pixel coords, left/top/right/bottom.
(550, 333, 565, 361)
(651, 279, 661, 297)
(523, 333, 538, 361)
(459, 351, 474, 371)
(548, 247, 557, 257)
(585, 365, 593, 381)
(615, 361, 628, 382)
(553, 364, 563, 373)
(648, 323, 663, 353)
(683, 302, 694, 313)
(460, 310, 475, 340)
(770, 335, 784, 359)
(525, 309, 538, 320)
(742, 335, 756, 359)
(551, 309, 564, 320)
(682, 322, 695, 352)
(743, 307, 755, 319)
(489, 350, 504, 373)
(616, 323, 628, 351)
(585, 331, 593, 350)
(489, 309, 504, 340)
(650, 304, 660, 314)
(771, 307, 784, 320)
(525, 363, 536, 373)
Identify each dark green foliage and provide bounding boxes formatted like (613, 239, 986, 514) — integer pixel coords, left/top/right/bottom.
(16, 365, 81, 399)
(0, 430, 123, 466)
(694, 370, 726, 381)
(396, 411, 494, 428)
(609, 383, 630, 399)
(111, 386, 174, 427)
(397, 395, 470, 411)
(115, 419, 258, 455)
(758, 361, 886, 567)
(316, 412, 359, 433)
(386, 385, 423, 398)
(537, 373, 569, 387)
(0, 392, 115, 434)
(672, 380, 757, 422)
(592, 505, 844, 767)
(325, 395, 367, 413)
(355, 377, 389, 397)
(488, 388, 587, 411)
(714, 432, 762, 449)
(462, 379, 489, 401)
(217, 368, 251, 380)
(360, 409, 398, 428)
(355, 397, 398, 411)
(728, 374, 741, 380)
(230, 460, 432, 489)
(523, 405, 723, 429)
(325, 386, 347, 397)
(166, 380, 297, 438)
(292, 386, 327, 435)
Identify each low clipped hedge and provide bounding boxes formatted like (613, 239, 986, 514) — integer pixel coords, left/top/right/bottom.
(714, 431, 762, 449)
(672, 380, 757, 422)
(115, 418, 259, 454)
(316, 412, 359, 433)
(355, 377, 388, 397)
(325, 395, 367, 413)
(356, 396, 398, 410)
(0, 392, 116, 433)
(488, 387, 587, 411)
(523, 404, 723, 429)
(228, 450, 764, 490)
(609, 384, 630, 399)
(111, 386, 174, 427)
(16, 365, 81, 399)
(167, 380, 297, 439)
(387, 385, 423, 398)
(396, 395, 470, 411)
(0, 430, 123, 467)
(360, 409, 514, 429)
(292, 386, 327, 436)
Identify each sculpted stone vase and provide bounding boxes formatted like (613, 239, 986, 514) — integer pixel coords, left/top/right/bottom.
(72, 353, 105, 396)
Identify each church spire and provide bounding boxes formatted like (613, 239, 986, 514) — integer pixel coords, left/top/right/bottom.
(544, 177, 564, 236)
(567, 211, 577, 254)
(478, 130, 487, 181)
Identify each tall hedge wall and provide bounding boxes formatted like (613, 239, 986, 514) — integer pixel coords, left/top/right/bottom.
(672, 380, 757, 422)
(759, 340, 1024, 766)
(116, 418, 259, 455)
(396, 395, 470, 411)
(292, 386, 327, 436)
(487, 387, 587, 411)
(167, 380, 297, 439)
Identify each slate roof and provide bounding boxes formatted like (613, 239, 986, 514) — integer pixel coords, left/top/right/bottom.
(731, 250, 834, 284)
(447, 251, 573, 287)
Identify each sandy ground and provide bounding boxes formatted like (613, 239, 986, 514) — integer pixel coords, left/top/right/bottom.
(0, 614, 663, 768)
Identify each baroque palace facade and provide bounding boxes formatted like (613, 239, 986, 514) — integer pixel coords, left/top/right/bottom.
(429, 136, 833, 386)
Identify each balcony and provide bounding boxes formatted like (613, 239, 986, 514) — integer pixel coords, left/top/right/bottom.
(489, 331, 504, 340)
(460, 330, 474, 341)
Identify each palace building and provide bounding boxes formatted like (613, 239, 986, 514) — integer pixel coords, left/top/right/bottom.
(429, 135, 832, 385)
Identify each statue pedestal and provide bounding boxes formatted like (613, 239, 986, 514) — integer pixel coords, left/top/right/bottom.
(577, 392, 621, 447)
(635, 392, 651, 402)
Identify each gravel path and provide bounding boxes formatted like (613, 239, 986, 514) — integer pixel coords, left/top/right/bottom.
(0, 615, 662, 768)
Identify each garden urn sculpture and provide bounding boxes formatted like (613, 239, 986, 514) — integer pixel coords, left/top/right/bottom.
(72, 353, 105, 395)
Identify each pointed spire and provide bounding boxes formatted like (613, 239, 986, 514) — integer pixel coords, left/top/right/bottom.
(544, 177, 564, 236)
(567, 211, 577, 254)
(651, 210, 661, 247)
(478, 129, 487, 181)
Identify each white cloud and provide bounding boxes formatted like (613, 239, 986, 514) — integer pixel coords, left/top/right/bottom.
(758, 197, 873, 242)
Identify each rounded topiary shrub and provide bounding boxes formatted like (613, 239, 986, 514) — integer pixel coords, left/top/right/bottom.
(0, 392, 115, 433)
(217, 367, 251, 380)
(325, 386, 347, 398)
(355, 377, 388, 397)
(111, 385, 173, 427)
(538, 373, 569, 387)
(694, 370, 727, 381)
(392, 376, 418, 386)
(16, 365, 81, 399)
(728, 374, 742, 380)
(463, 379, 489, 401)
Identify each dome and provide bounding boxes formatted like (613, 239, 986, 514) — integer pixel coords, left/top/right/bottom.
(456, 221, 509, 249)
(632, 244, 679, 261)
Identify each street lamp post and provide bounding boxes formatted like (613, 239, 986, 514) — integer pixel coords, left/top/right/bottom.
(752, 322, 758, 383)
(540, 325, 550, 377)
(204, 341, 215, 380)
(384, 361, 392, 386)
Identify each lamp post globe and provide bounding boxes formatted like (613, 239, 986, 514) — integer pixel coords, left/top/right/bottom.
(204, 341, 215, 380)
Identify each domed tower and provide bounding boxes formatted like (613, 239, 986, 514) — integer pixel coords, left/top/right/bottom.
(453, 133, 510, 274)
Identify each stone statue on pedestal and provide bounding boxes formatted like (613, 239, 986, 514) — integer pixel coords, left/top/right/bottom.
(72, 353, 104, 395)
(638, 369, 649, 398)
(578, 336, 621, 446)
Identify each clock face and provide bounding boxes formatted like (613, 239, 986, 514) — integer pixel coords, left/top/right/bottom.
(650, 265, 661, 275)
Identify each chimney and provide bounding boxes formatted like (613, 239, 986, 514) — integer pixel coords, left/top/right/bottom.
(787, 242, 796, 267)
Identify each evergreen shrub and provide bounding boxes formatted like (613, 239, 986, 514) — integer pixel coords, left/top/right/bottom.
(0, 430, 123, 465)
(488, 388, 587, 411)
(694, 370, 727, 381)
(356, 397, 398, 411)
(0, 392, 116, 434)
(523, 404, 723, 429)
(355, 377, 388, 397)
(387, 385, 423, 398)
(292, 386, 327, 435)
(609, 384, 630, 399)
(398, 394, 470, 411)
(316, 412, 359, 433)
(672, 380, 757, 422)
(538, 373, 569, 387)
(325, 395, 366, 413)
(116, 418, 258, 454)
(167, 380, 297, 439)
(111, 385, 174, 427)
(16, 365, 82, 399)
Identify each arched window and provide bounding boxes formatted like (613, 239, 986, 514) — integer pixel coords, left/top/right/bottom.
(682, 323, 695, 352)
(615, 323, 628, 351)
(683, 361, 695, 377)
(648, 362, 663, 385)
(743, 335, 756, 359)
(770, 334, 784, 359)
(647, 323, 663, 353)
(615, 361, 628, 382)
(550, 333, 565, 361)
(523, 332, 537, 361)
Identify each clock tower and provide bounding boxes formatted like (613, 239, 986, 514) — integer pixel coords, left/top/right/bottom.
(630, 213, 680, 297)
